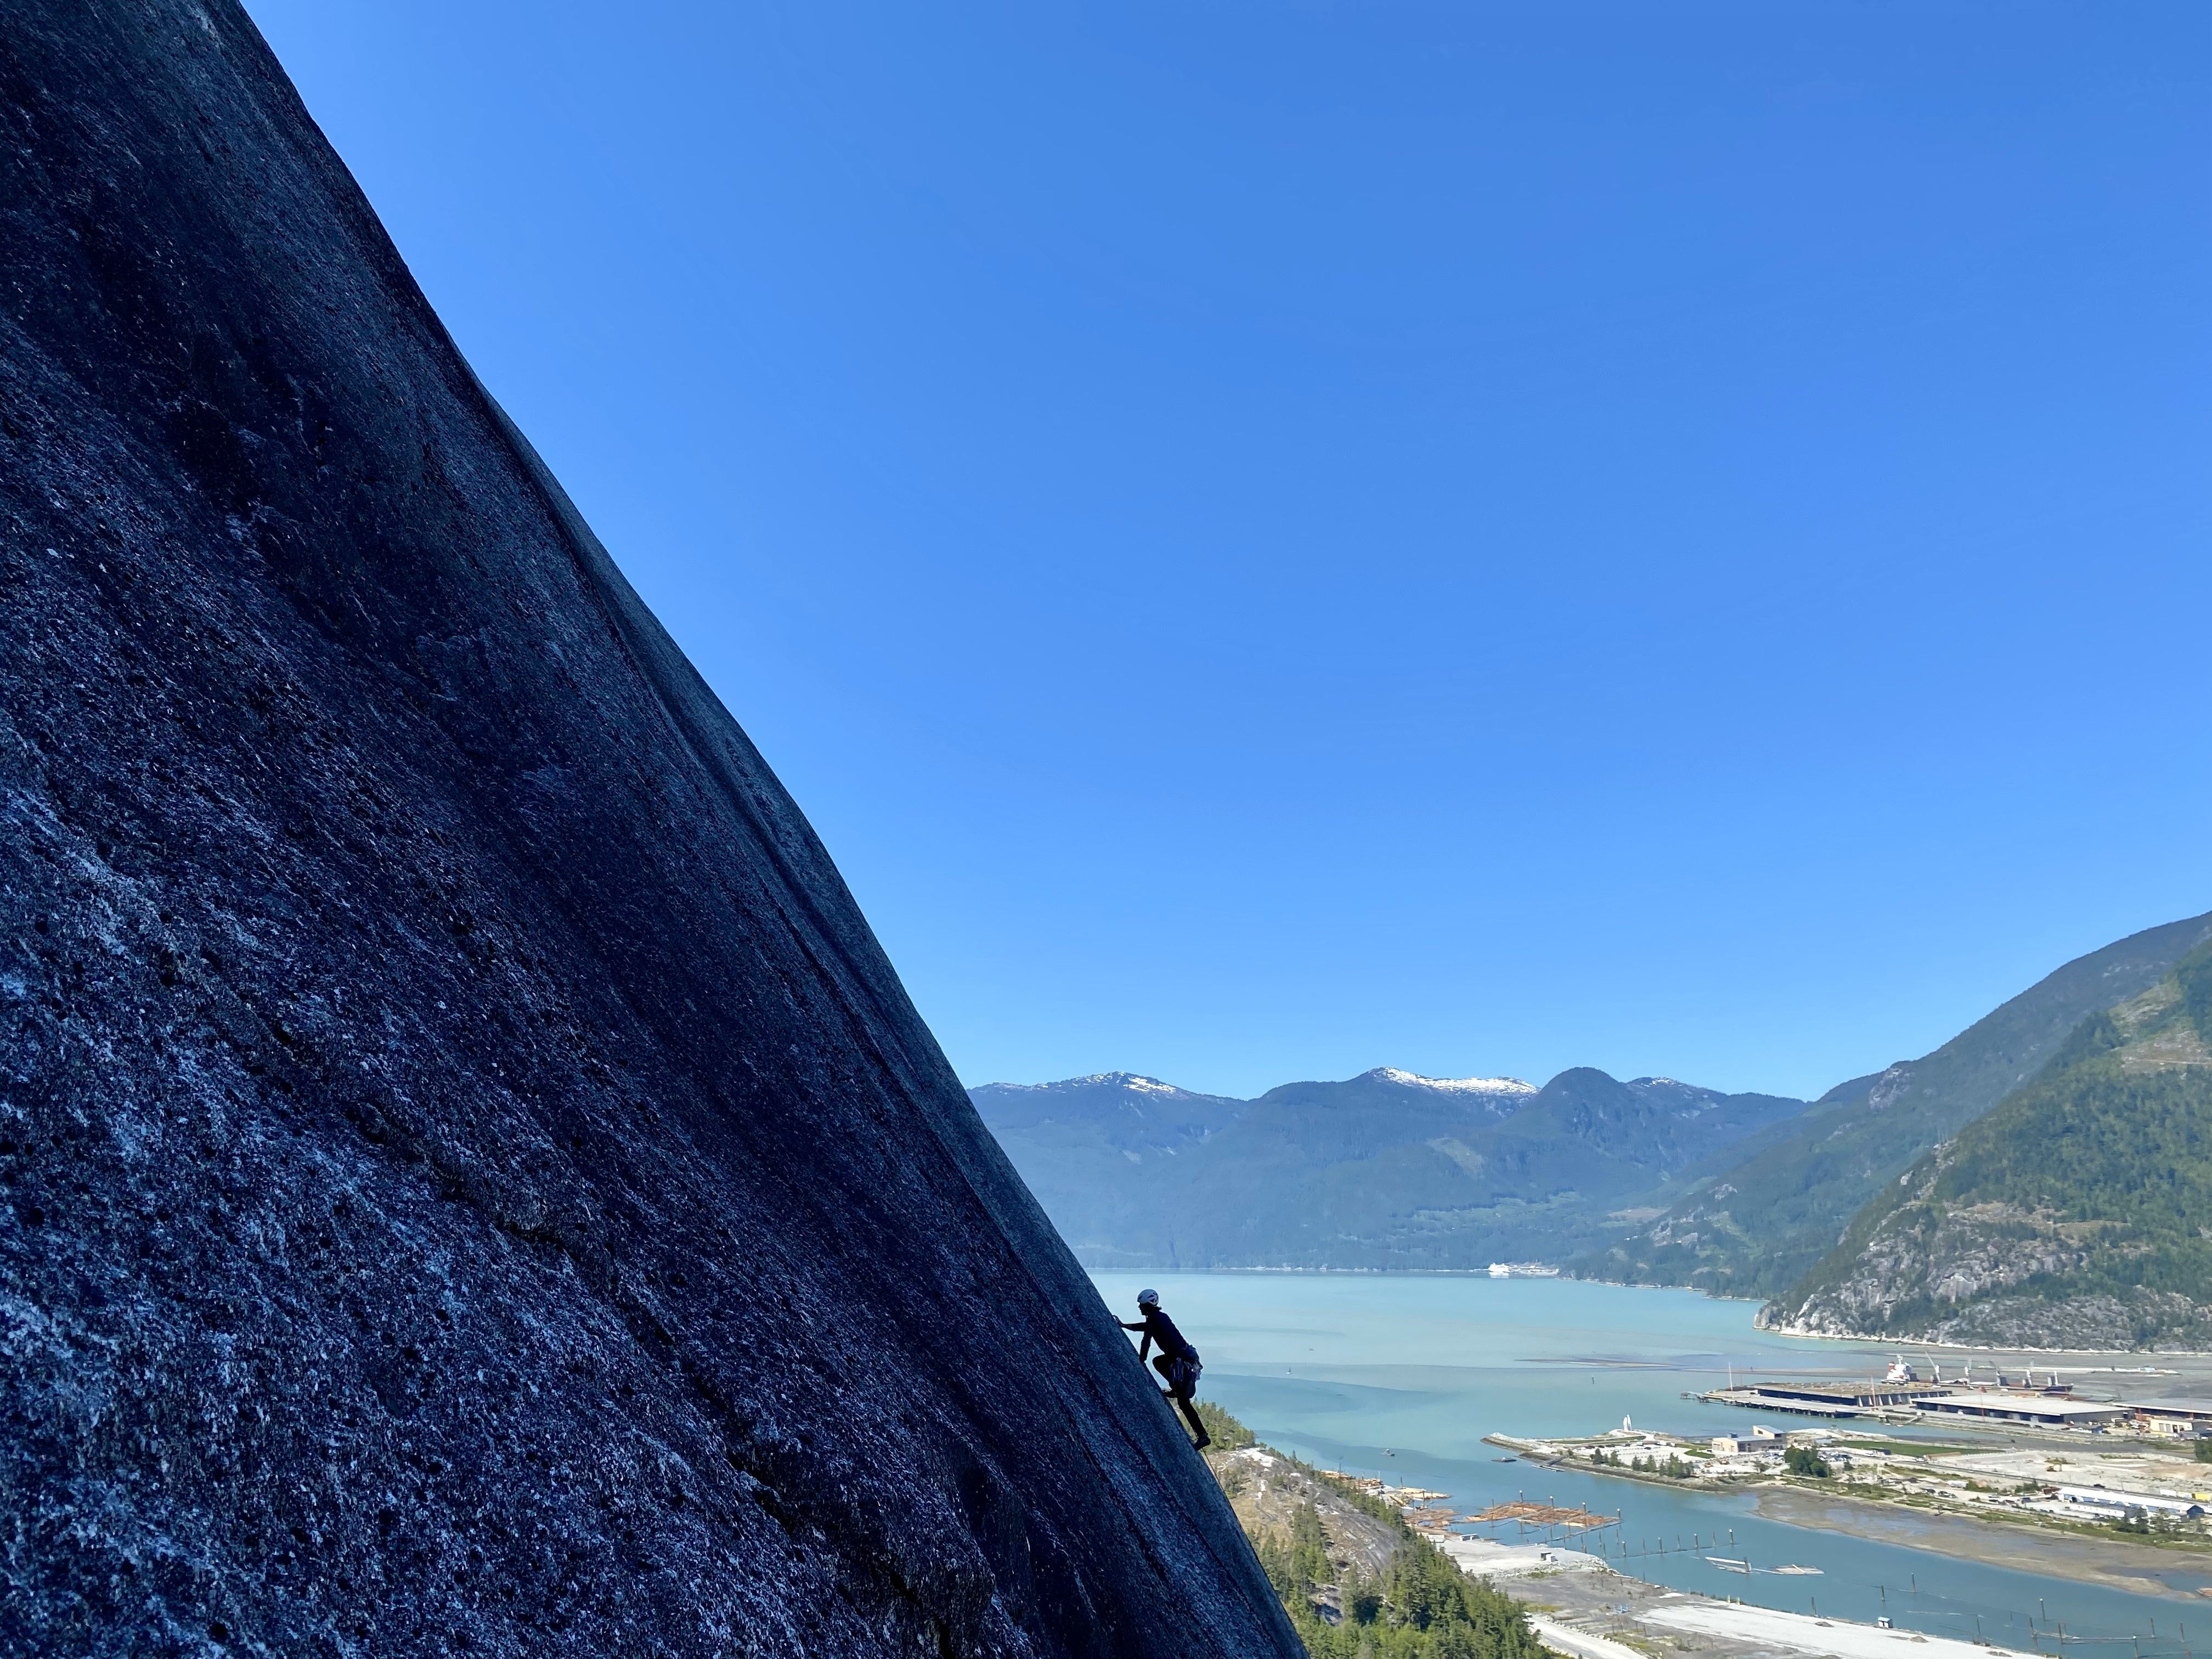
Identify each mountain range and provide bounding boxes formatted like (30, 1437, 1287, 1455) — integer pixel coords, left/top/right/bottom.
(976, 907, 2212, 1348)
(970, 1065, 1814, 1271)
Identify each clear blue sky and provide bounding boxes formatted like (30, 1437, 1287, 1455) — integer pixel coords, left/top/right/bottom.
(244, 1, 2210, 1101)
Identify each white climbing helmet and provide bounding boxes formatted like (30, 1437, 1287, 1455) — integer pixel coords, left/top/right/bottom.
(1137, 1288, 1159, 1307)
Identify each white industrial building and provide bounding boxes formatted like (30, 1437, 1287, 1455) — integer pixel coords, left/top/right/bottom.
(1915, 1392, 2126, 1429)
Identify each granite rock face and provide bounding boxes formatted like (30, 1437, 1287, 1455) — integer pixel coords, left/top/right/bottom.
(0, 7, 1300, 1656)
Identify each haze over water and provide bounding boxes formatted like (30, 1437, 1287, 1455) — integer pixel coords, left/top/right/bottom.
(1094, 1273, 2212, 1654)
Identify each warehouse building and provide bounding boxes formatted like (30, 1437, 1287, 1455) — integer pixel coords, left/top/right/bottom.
(1915, 1392, 2127, 1429)
(2130, 1400, 2212, 1438)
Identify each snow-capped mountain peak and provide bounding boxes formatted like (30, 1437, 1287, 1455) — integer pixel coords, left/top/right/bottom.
(989, 1071, 1186, 1094)
(1366, 1066, 1536, 1098)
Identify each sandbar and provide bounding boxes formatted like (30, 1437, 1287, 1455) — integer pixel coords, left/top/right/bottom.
(1751, 1487, 2212, 1602)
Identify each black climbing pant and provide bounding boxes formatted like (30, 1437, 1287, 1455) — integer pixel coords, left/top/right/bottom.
(1153, 1353, 1209, 1445)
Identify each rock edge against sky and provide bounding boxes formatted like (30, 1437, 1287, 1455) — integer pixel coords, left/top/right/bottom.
(0, 5, 1295, 1655)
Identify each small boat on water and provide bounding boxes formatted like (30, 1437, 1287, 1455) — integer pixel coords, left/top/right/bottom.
(1771, 1565, 1823, 1576)
(1706, 1558, 1750, 1573)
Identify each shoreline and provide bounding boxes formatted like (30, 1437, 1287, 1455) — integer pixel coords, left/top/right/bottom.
(1101, 1267, 2212, 1353)
(1750, 1316, 2212, 1356)
(1088, 1265, 1573, 1278)
(1575, 1277, 2212, 1355)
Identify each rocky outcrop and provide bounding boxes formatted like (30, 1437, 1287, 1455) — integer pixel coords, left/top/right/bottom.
(0, 7, 1297, 1656)
(1753, 1181, 2103, 1340)
(1919, 1291, 2212, 1351)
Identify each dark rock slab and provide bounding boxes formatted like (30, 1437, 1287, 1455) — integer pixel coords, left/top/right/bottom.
(0, 6, 1299, 1655)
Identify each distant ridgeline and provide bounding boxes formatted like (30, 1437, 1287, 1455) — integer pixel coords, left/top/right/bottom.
(968, 1065, 1816, 1271)
(975, 909, 2212, 1350)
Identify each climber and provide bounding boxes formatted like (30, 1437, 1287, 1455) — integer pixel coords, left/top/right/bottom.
(1120, 1288, 1210, 1449)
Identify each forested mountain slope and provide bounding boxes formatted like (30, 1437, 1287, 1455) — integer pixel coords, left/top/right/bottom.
(1762, 942, 2212, 1348)
(1571, 910, 2212, 1300)
(974, 1065, 1811, 1269)
(966, 1074, 1251, 1265)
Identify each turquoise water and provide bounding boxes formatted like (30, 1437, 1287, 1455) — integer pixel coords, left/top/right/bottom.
(1095, 1272, 2212, 1655)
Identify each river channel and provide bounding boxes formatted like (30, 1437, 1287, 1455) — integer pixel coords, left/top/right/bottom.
(1093, 1271, 2212, 1656)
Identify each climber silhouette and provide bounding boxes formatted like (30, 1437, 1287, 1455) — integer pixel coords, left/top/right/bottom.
(1120, 1288, 1210, 1448)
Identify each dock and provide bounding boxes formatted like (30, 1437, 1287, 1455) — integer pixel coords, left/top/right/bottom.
(1692, 1380, 1954, 1418)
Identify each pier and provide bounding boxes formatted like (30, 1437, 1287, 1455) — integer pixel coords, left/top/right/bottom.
(1692, 1380, 1953, 1418)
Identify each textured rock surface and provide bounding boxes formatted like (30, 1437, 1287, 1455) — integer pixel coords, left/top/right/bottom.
(0, 6, 1300, 1656)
